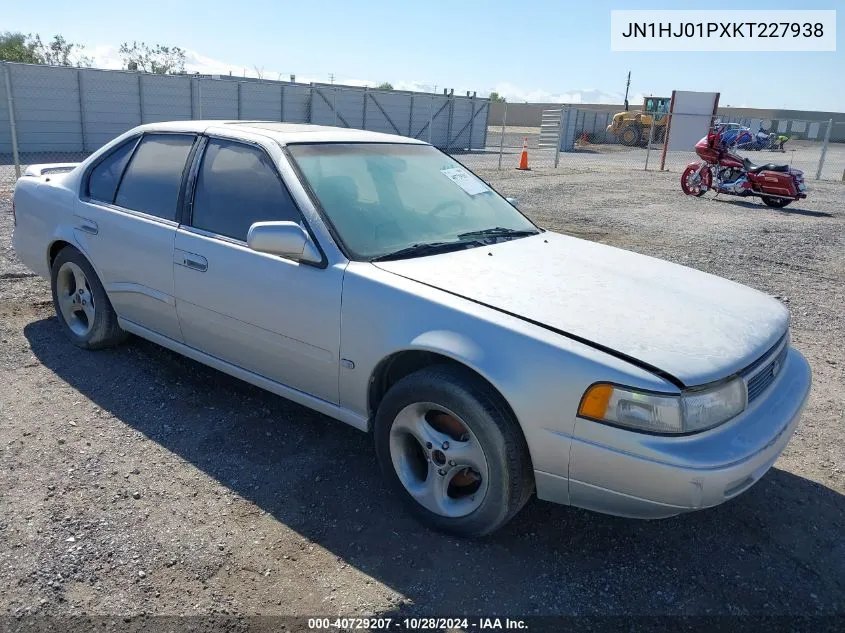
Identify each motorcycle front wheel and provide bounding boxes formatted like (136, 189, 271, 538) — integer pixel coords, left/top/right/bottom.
(681, 165, 711, 197)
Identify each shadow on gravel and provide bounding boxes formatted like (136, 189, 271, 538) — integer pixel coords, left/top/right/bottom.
(25, 317, 845, 616)
(710, 198, 833, 218)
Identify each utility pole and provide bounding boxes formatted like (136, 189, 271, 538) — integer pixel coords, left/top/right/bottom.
(329, 73, 335, 84)
(624, 70, 631, 111)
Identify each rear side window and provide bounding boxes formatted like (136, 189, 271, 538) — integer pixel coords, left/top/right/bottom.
(114, 134, 195, 221)
(191, 139, 301, 241)
(87, 138, 138, 203)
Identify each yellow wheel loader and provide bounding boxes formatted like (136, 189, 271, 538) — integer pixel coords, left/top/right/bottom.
(606, 96, 671, 146)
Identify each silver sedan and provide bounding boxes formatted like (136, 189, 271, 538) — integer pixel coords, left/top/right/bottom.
(12, 121, 811, 536)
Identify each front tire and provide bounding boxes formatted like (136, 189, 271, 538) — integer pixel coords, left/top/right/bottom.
(681, 165, 711, 197)
(621, 123, 642, 146)
(51, 246, 127, 349)
(374, 365, 533, 537)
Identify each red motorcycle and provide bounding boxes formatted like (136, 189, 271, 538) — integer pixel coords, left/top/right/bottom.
(681, 125, 807, 208)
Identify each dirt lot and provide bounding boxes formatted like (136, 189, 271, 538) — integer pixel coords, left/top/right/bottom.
(1, 168, 843, 625)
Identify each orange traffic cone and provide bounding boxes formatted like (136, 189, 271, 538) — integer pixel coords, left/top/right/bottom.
(516, 137, 530, 170)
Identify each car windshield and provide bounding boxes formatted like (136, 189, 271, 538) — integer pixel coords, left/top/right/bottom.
(287, 143, 539, 260)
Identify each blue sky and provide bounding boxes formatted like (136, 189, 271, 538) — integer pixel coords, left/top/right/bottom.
(5, 0, 843, 111)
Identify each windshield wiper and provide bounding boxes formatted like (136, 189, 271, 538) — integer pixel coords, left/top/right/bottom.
(456, 227, 540, 242)
(371, 240, 481, 262)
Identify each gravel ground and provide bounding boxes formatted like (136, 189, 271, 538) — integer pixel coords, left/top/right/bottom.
(1, 169, 843, 625)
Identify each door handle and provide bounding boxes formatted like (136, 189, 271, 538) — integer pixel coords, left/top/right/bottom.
(174, 248, 208, 272)
(75, 217, 98, 235)
(181, 253, 208, 272)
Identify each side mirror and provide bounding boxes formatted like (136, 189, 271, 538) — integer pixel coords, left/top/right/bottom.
(247, 221, 321, 264)
(506, 197, 519, 208)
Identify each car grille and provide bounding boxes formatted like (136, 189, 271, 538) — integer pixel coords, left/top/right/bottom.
(744, 343, 788, 404)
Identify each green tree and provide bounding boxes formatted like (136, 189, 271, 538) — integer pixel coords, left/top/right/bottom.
(119, 42, 186, 74)
(488, 91, 506, 103)
(0, 32, 39, 63)
(33, 34, 92, 67)
(376, 81, 393, 90)
(0, 32, 91, 66)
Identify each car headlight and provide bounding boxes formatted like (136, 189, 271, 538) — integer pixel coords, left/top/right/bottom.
(578, 378, 746, 434)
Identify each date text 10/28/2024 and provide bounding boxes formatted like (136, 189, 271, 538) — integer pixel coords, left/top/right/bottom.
(308, 617, 529, 630)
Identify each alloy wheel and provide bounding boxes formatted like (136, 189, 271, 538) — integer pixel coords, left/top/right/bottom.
(388, 402, 489, 518)
(56, 261, 96, 337)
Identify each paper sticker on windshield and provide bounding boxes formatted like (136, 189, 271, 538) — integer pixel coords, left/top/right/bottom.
(440, 167, 489, 196)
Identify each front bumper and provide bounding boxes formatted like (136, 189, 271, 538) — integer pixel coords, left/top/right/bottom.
(536, 347, 811, 518)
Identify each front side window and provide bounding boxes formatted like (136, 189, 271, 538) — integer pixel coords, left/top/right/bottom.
(287, 143, 538, 260)
(87, 138, 138, 203)
(114, 134, 196, 221)
(191, 139, 302, 241)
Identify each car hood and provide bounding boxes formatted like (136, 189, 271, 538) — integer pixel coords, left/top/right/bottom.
(373, 232, 789, 387)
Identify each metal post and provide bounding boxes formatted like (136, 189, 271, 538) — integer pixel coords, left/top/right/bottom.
(497, 101, 507, 170)
(479, 100, 490, 149)
(237, 82, 242, 120)
(189, 78, 195, 119)
(138, 75, 144, 125)
(815, 119, 833, 180)
(198, 79, 203, 119)
(467, 96, 474, 150)
(644, 115, 656, 170)
(3, 64, 21, 179)
(428, 95, 433, 144)
(445, 97, 454, 151)
(561, 108, 570, 154)
(408, 94, 414, 136)
(280, 84, 285, 121)
(137, 75, 144, 125)
(308, 85, 314, 123)
(77, 69, 87, 152)
(554, 108, 563, 168)
(362, 87, 369, 130)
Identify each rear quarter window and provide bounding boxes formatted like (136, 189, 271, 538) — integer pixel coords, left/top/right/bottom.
(87, 138, 138, 203)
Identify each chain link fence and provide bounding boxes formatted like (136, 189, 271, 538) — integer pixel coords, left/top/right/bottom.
(2, 60, 843, 189)
(0, 62, 489, 189)
(459, 106, 845, 184)
(654, 113, 844, 181)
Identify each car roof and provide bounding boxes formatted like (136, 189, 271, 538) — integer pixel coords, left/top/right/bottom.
(132, 120, 427, 146)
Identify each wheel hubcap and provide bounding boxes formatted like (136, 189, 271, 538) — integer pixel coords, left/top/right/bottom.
(56, 262, 95, 337)
(388, 403, 489, 518)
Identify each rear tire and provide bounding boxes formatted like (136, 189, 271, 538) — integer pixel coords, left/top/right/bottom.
(681, 165, 711, 197)
(374, 364, 533, 537)
(51, 246, 127, 350)
(761, 196, 792, 208)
